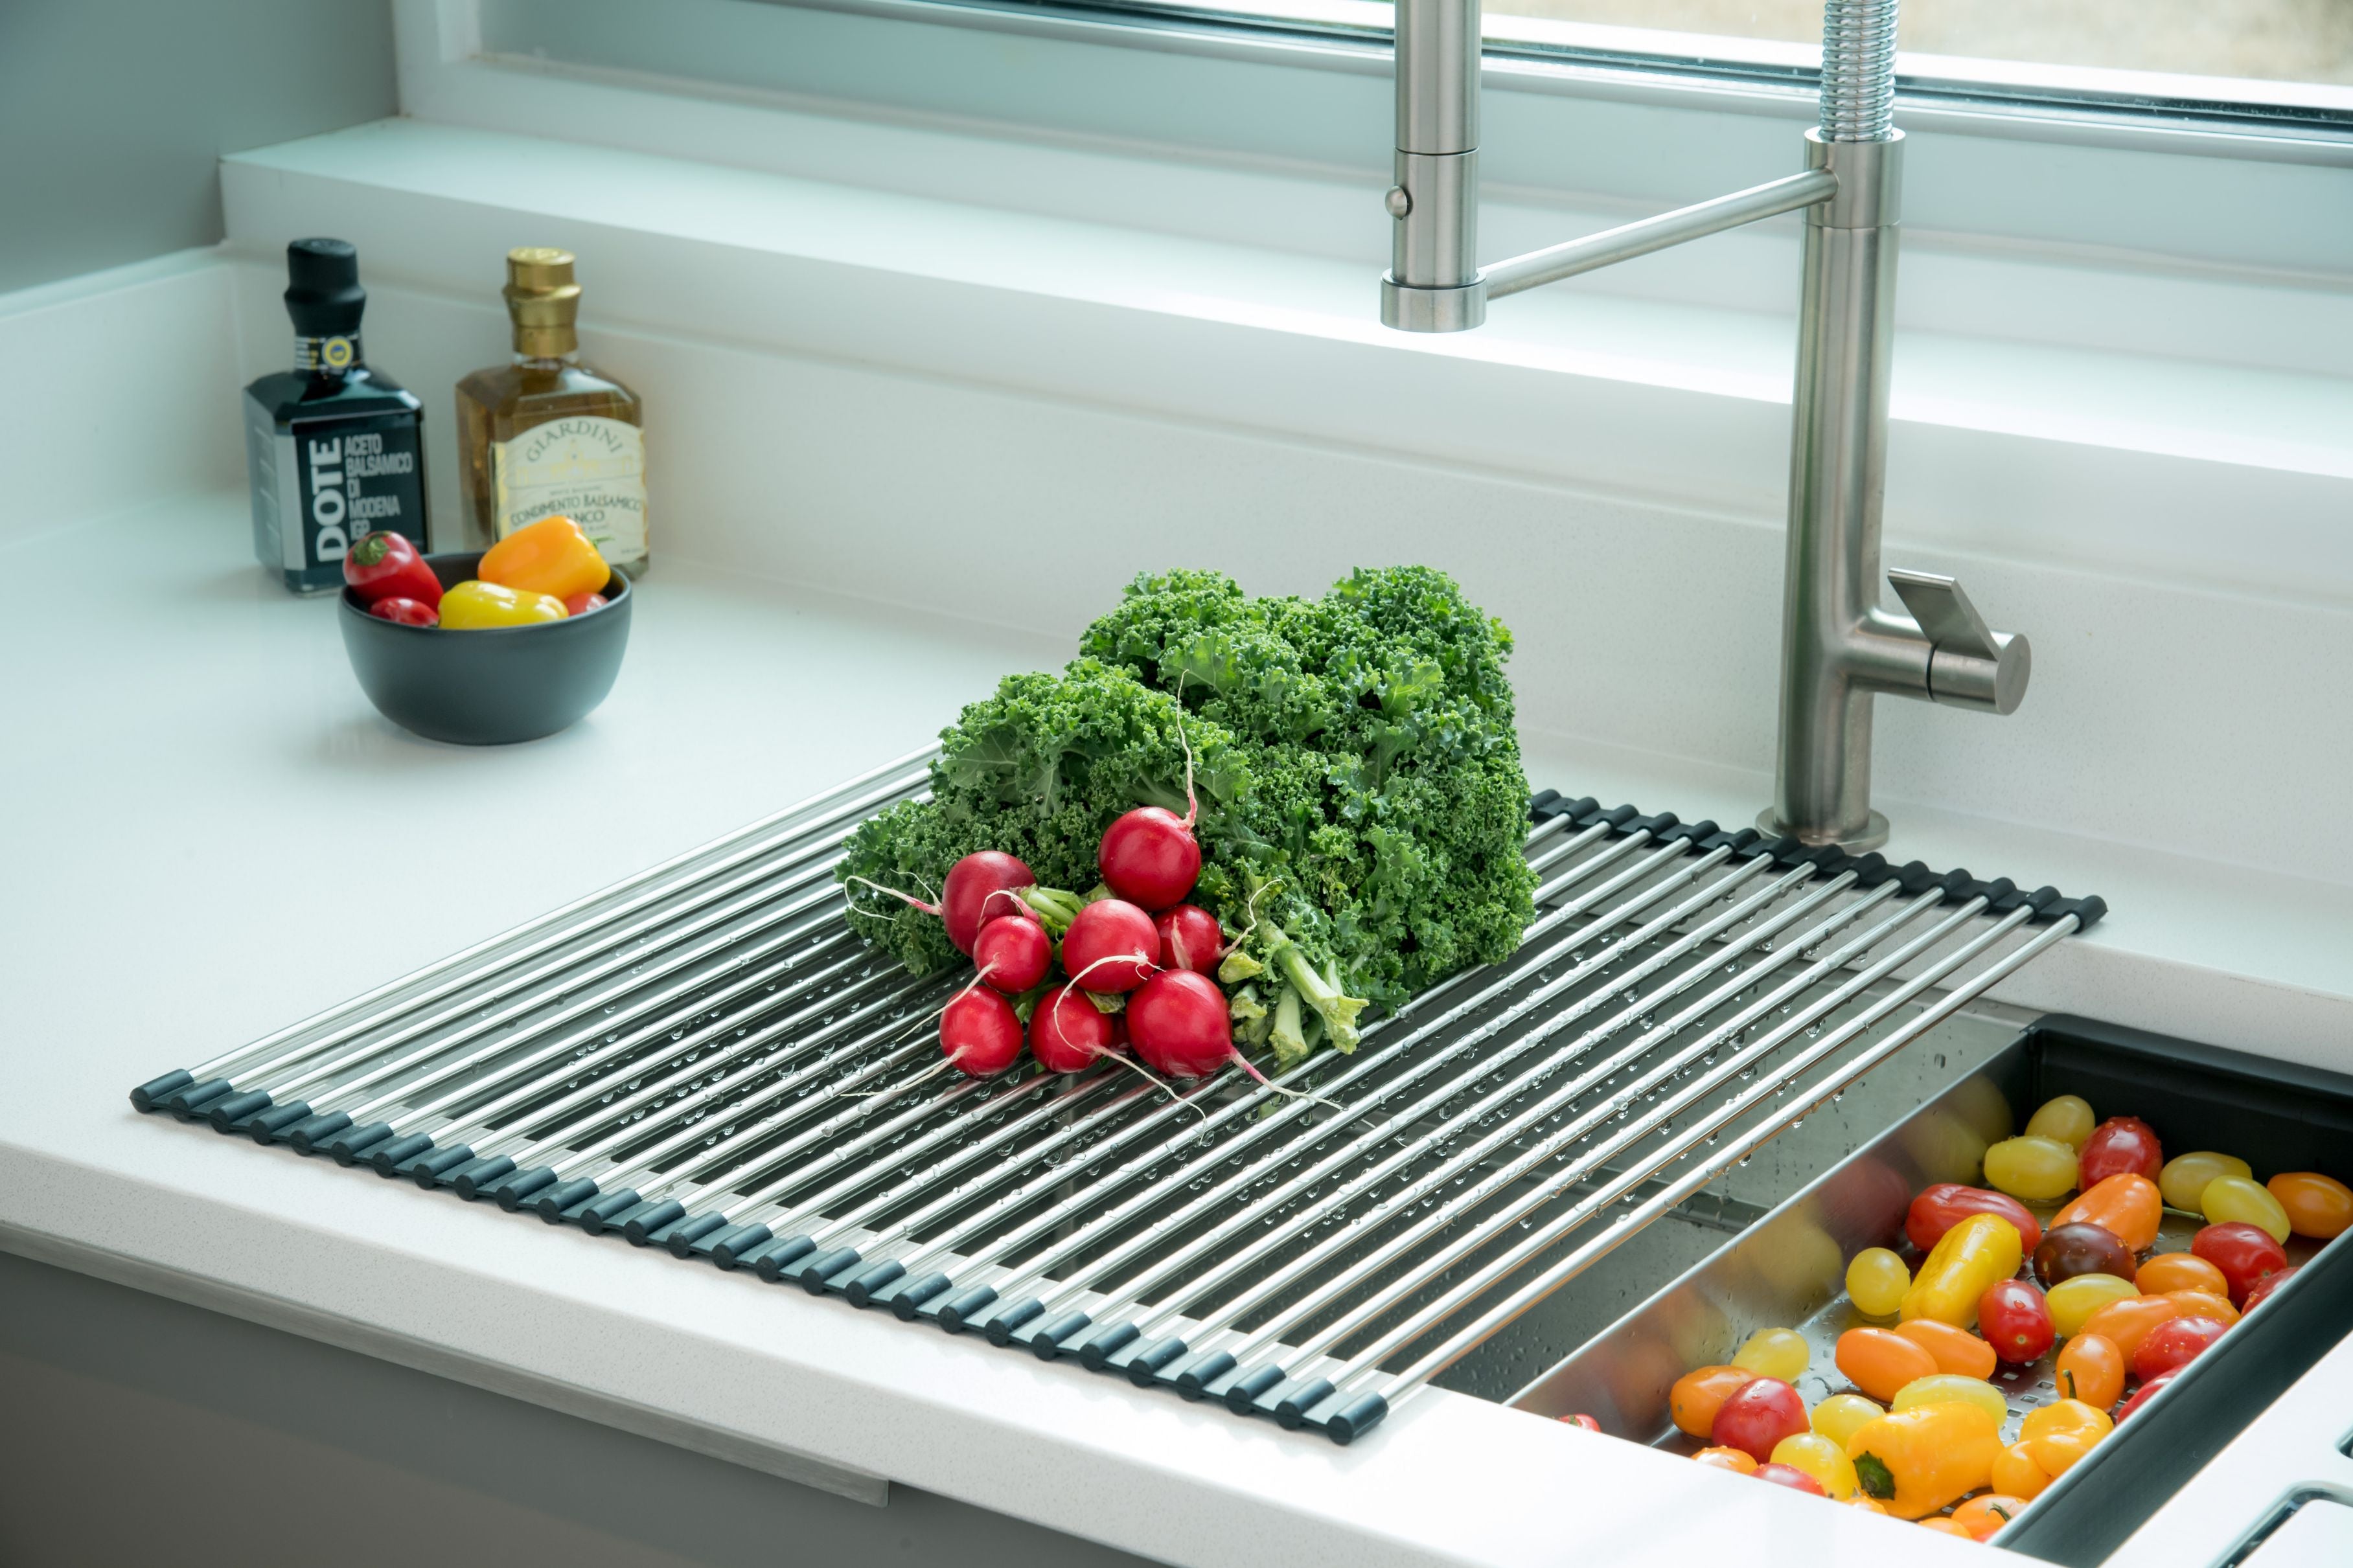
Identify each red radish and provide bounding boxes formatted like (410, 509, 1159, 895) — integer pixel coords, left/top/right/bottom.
(1126, 970, 1237, 1079)
(943, 852, 1039, 953)
(939, 987, 1024, 1077)
(1099, 808, 1201, 911)
(1154, 904, 1224, 975)
(971, 916, 1050, 994)
(1029, 984, 1123, 1074)
(1060, 900, 1160, 994)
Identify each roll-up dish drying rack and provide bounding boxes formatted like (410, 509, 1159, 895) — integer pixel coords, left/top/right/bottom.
(133, 749, 2104, 1446)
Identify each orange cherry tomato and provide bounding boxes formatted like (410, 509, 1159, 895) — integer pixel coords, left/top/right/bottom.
(2162, 1289, 2240, 1326)
(1918, 1518, 1975, 1538)
(1693, 1444, 1759, 1475)
(1951, 1494, 2030, 1541)
(2053, 1333, 2125, 1409)
(1670, 1365, 1756, 1438)
(1835, 1327, 1942, 1403)
(2136, 1253, 2229, 1298)
(2078, 1295, 2183, 1359)
(2052, 1173, 2163, 1253)
(1894, 1318, 2000, 1380)
(2267, 1172, 2353, 1240)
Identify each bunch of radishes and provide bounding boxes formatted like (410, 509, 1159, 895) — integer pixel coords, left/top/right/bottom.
(906, 800, 1262, 1087)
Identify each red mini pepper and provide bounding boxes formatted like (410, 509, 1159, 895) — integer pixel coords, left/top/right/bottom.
(343, 530, 442, 609)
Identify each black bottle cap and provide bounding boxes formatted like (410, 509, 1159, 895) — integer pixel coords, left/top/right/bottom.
(284, 238, 366, 337)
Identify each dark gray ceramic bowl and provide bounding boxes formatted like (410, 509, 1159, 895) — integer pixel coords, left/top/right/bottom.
(339, 551, 632, 745)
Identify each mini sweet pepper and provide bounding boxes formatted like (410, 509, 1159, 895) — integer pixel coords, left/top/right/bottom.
(479, 515, 610, 602)
(439, 579, 568, 630)
(343, 528, 442, 609)
(1844, 1402, 2002, 1519)
(2015, 1397, 2113, 1476)
(1902, 1210, 2025, 1327)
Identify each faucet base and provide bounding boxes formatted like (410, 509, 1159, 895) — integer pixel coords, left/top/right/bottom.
(1754, 806, 1888, 854)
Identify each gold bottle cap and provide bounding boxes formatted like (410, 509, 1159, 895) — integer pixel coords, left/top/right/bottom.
(504, 246, 581, 358)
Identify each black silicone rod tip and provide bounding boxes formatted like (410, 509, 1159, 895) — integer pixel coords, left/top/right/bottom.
(1174, 1350, 1238, 1402)
(492, 1166, 560, 1211)
(1224, 1363, 1289, 1415)
(702, 1223, 774, 1268)
(749, 1234, 818, 1281)
(621, 1199, 687, 1245)
(1127, 1335, 1191, 1387)
(1270, 1376, 1337, 1429)
(368, 1132, 436, 1174)
(842, 1258, 905, 1304)
(1079, 1322, 1142, 1372)
(533, 1177, 601, 1221)
(449, 1155, 518, 1199)
(1324, 1392, 1390, 1446)
(936, 1286, 1001, 1335)
(326, 1122, 395, 1165)
(205, 1090, 274, 1131)
(1029, 1310, 1094, 1360)
(794, 1245, 862, 1293)
(664, 1213, 731, 1258)
(131, 1071, 195, 1112)
(406, 1144, 477, 1187)
(573, 1189, 643, 1234)
(245, 1101, 316, 1144)
(981, 1297, 1045, 1346)
(889, 1271, 955, 1321)
(166, 1078, 236, 1119)
(284, 1111, 354, 1153)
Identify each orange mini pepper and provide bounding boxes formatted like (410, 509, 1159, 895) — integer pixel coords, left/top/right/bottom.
(2052, 1174, 2163, 1253)
(2017, 1398, 2113, 1476)
(1894, 1318, 2000, 1380)
(2078, 1295, 2183, 1360)
(479, 515, 610, 602)
(1991, 1441, 2056, 1500)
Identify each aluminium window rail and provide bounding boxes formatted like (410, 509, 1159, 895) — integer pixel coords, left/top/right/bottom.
(133, 764, 2102, 1446)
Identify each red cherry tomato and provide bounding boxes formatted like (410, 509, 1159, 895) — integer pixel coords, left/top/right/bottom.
(2133, 1315, 2229, 1381)
(2115, 1369, 2178, 1421)
(2078, 1116, 2164, 1185)
(1753, 1463, 1827, 1497)
(562, 590, 608, 616)
(367, 596, 439, 626)
(1979, 1278, 2057, 1363)
(1905, 1183, 2044, 1256)
(2242, 1265, 2299, 1313)
(1710, 1377, 1809, 1463)
(2192, 1221, 2290, 1306)
(1559, 1413, 1601, 1432)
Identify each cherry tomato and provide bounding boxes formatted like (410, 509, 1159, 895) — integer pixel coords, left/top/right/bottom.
(1693, 1445, 1758, 1474)
(2034, 1222, 2137, 1288)
(2267, 1172, 2353, 1239)
(2024, 1093, 2096, 1148)
(2046, 1272, 2140, 1335)
(1769, 1432, 1860, 1500)
(2054, 1333, 2125, 1409)
(2242, 1265, 2299, 1312)
(2053, 1174, 2163, 1253)
(1753, 1462, 1826, 1497)
(1918, 1519, 1974, 1538)
(1984, 1137, 2080, 1202)
(1732, 1327, 1811, 1383)
(2192, 1221, 2290, 1306)
(2115, 1369, 2177, 1421)
(1891, 1374, 2009, 1427)
(368, 596, 440, 626)
(2159, 1151, 2251, 1212)
(2136, 1252, 2229, 1298)
(1979, 1278, 2056, 1363)
(1713, 1377, 1809, 1463)
(1669, 1365, 1755, 1437)
(2078, 1295, 2183, 1360)
(1906, 1183, 2044, 1256)
(1559, 1413, 1601, 1431)
(1896, 1318, 1999, 1379)
(1811, 1393, 1884, 1449)
(1951, 1494, 2029, 1541)
(562, 589, 609, 616)
(2161, 1289, 2239, 1326)
(2201, 1176, 2293, 1244)
(2078, 1116, 2163, 1185)
(1846, 1247, 1911, 1318)
(2133, 1315, 2229, 1380)
(1835, 1326, 1941, 1403)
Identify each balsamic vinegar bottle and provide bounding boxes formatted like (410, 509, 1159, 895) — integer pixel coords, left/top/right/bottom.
(242, 240, 428, 594)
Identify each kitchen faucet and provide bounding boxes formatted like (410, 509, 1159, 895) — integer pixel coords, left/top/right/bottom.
(1382, 0, 2030, 850)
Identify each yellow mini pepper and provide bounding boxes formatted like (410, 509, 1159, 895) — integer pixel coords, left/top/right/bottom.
(2016, 1398, 2113, 1477)
(1901, 1211, 2023, 1327)
(479, 516, 610, 602)
(1844, 1402, 2002, 1519)
(439, 579, 568, 630)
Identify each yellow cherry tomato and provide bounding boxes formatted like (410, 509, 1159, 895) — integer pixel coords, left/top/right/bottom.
(2054, 1333, 2125, 1408)
(2078, 1295, 2183, 1360)
(2047, 1272, 2140, 1335)
(1952, 1494, 2030, 1541)
(1771, 1431, 1861, 1500)
(1984, 1135, 2081, 1202)
(1992, 1440, 2056, 1499)
(1692, 1444, 1758, 1475)
(1892, 1374, 2011, 1427)
(1732, 1326, 1811, 1383)
(477, 515, 611, 602)
(2158, 1151, 2251, 1212)
(2018, 1398, 2113, 1475)
(1846, 1247, 1911, 1318)
(438, 578, 568, 630)
(1811, 1392, 1885, 1449)
(1669, 1365, 1756, 1437)
(2136, 1253, 2229, 1298)
(2053, 1174, 2163, 1253)
(2267, 1172, 2353, 1239)
(2201, 1174, 2293, 1244)
(2025, 1094, 2096, 1148)
(1894, 1318, 1999, 1380)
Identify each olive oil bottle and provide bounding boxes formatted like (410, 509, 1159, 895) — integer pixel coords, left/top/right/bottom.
(455, 248, 647, 576)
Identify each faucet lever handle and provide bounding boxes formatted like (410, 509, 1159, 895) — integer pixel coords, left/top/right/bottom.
(1888, 568, 1998, 661)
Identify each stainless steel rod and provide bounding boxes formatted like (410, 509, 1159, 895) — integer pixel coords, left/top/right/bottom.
(1484, 170, 1836, 300)
(1378, 913, 2076, 1408)
(190, 752, 932, 1083)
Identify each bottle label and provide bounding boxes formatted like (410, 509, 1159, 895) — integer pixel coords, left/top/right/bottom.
(251, 403, 427, 591)
(491, 416, 647, 565)
(295, 334, 361, 374)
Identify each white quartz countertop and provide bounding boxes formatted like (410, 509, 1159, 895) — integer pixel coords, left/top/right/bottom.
(8, 492, 2348, 1565)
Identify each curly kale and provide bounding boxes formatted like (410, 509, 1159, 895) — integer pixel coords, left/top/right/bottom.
(839, 567, 1537, 1067)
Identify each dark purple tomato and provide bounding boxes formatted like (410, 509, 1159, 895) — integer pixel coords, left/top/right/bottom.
(2033, 1221, 2137, 1288)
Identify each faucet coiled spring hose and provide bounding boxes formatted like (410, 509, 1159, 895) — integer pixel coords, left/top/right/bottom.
(1819, 0, 1898, 141)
